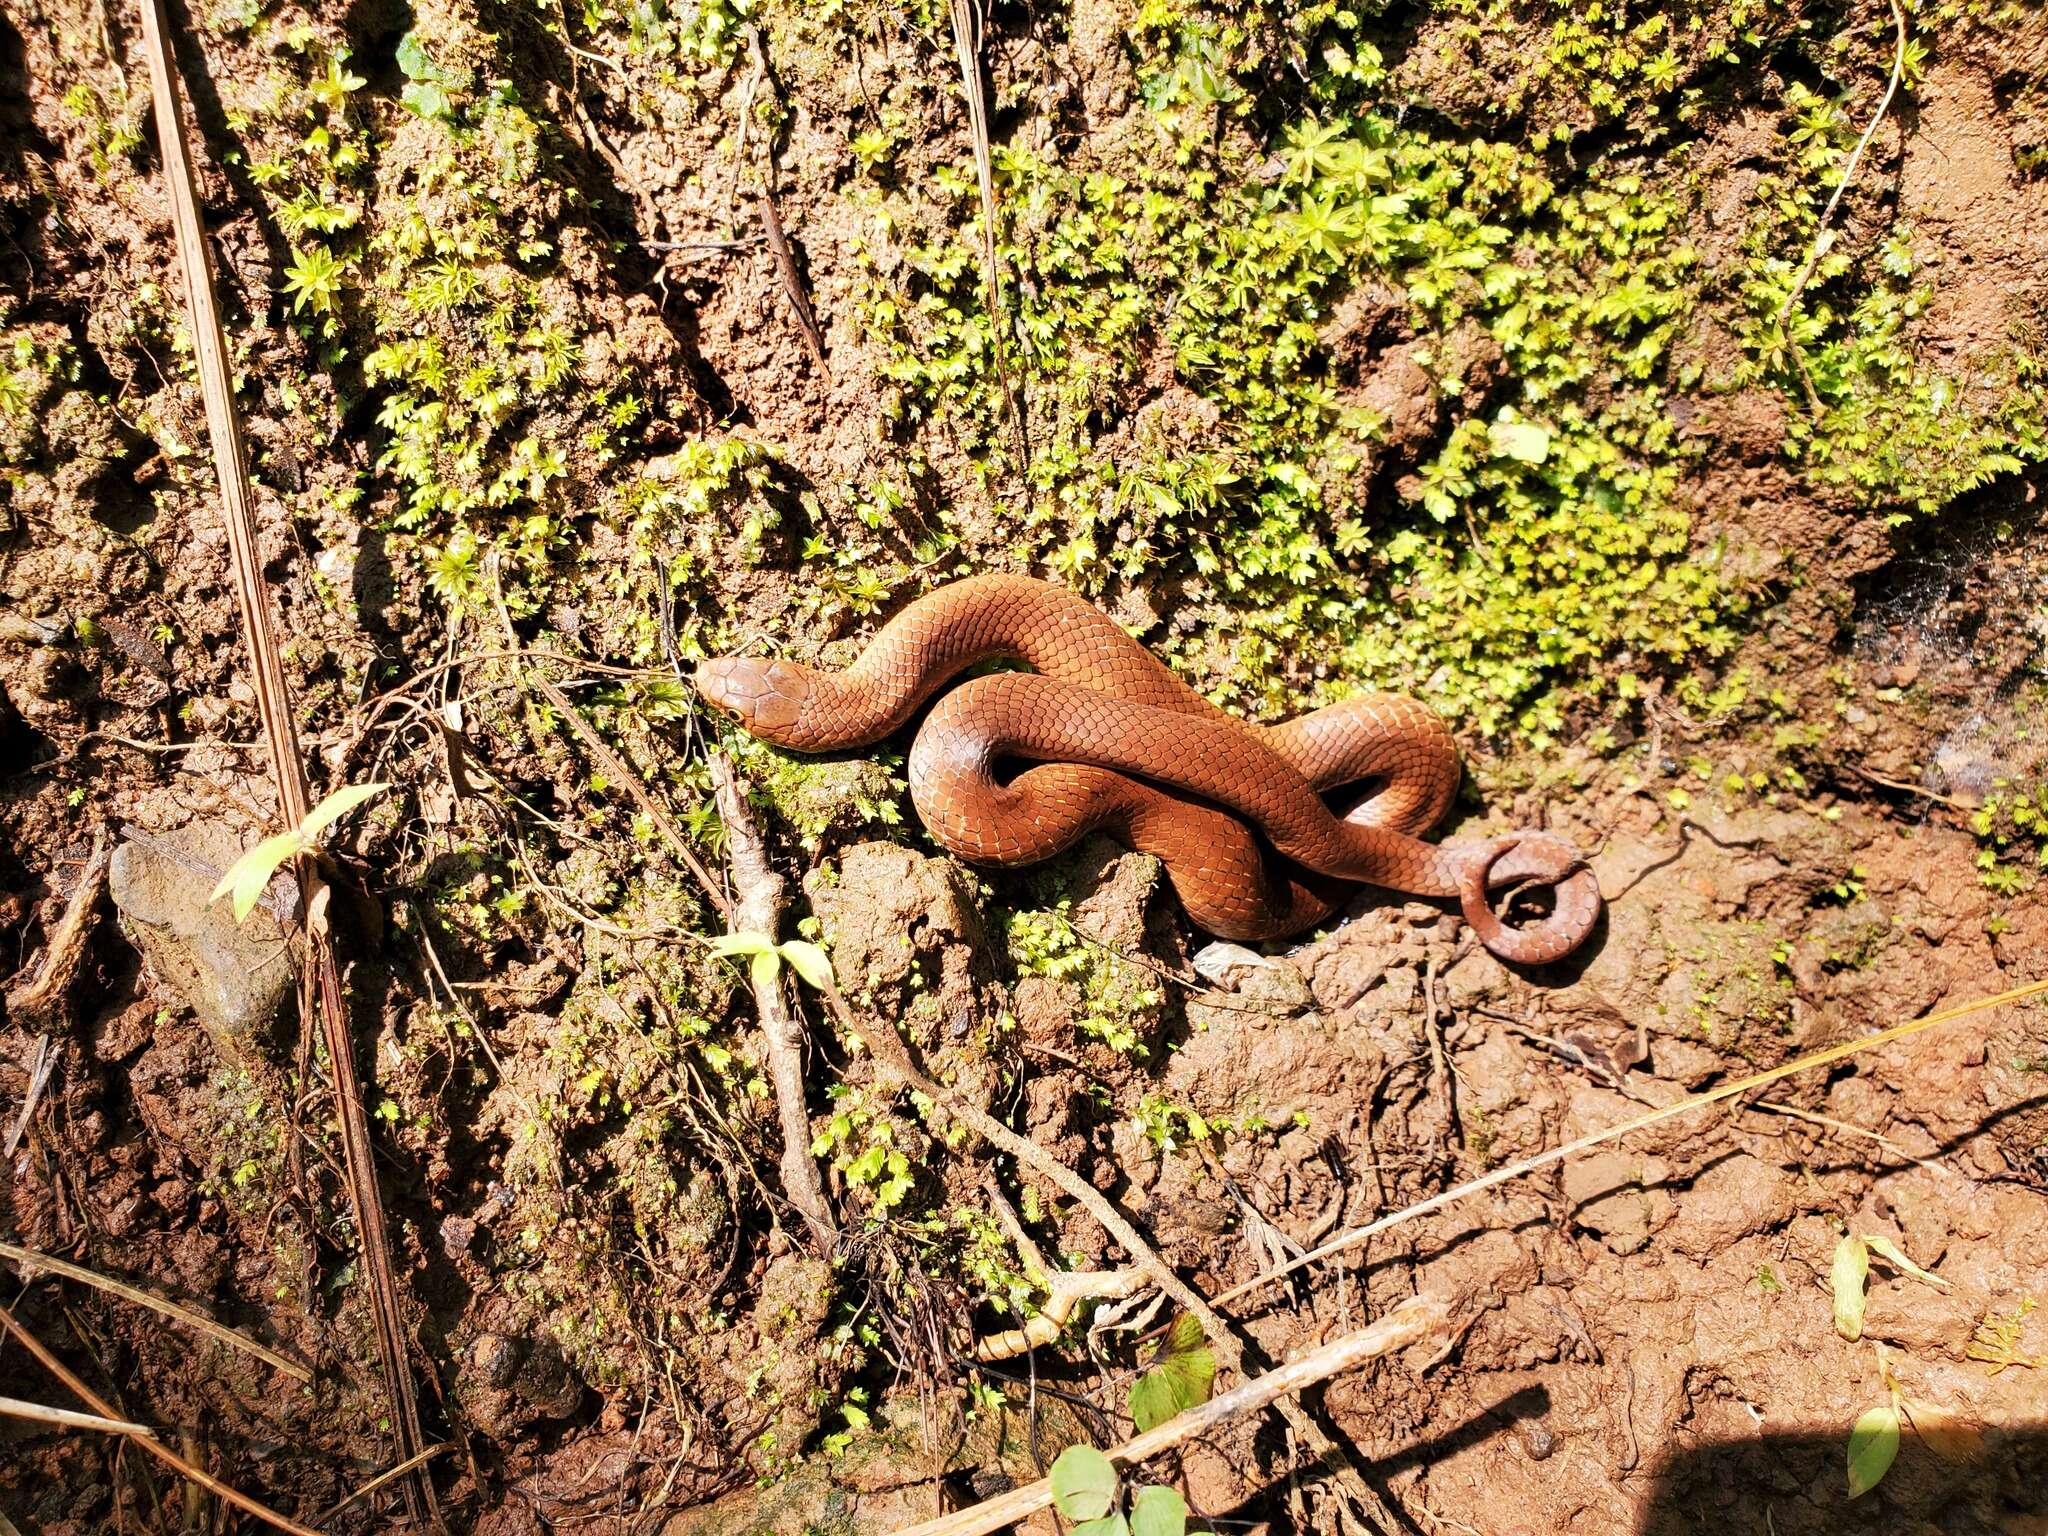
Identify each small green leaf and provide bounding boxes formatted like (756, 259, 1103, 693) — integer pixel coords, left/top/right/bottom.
(298, 781, 391, 842)
(1846, 1402, 1900, 1497)
(402, 81, 452, 120)
(709, 931, 778, 959)
(1832, 1234, 1870, 1341)
(1070, 1519, 1129, 1536)
(750, 948, 781, 992)
(1049, 1445, 1118, 1522)
(394, 31, 447, 82)
(208, 782, 391, 923)
(1130, 1485, 1189, 1536)
(1863, 1235, 1949, 1291)
(1129, 1373, 1180, 1435)
(210, 829, 306, 923)
(1129, 1314, 1216, 1432)
(776, 940, 836, 991)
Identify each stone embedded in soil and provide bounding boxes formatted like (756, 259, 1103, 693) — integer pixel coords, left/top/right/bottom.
(108, 822, 293, 1051)
(454, 1329, 588, 1440)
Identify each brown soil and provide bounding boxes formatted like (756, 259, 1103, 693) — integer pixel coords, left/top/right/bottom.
(2, 0, 2048, 1532)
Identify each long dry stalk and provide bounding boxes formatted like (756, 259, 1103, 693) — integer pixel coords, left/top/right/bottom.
(135, 2, 436, 1523)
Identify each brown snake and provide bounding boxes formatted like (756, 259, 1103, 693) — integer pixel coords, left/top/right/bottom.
(694, 575, 1601, 964)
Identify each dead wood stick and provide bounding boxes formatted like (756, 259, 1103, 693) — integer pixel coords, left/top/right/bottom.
(708, 751, 837, 1255)
(1208, 973, 2048, 1311)
(5, 830, 109, 1027)
(821, 986, 1405, 1533)
(1, 1036, 56, 1158)
(890, 1296, 1451, 1536)
(757, 187, 827, 370)
(0, 1305, 326, 1536)
(135, 4, 436, 1523)
(0, 1242, 311, 1382)
(1772, 0, 1908, 329)
(0, 1394, 158, 1436)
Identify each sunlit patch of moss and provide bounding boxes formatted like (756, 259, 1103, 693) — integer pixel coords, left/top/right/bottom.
(1729, 54, 2048, 520)
(848, 54, 1740, 737)
(1004, 900, 1163, 1056)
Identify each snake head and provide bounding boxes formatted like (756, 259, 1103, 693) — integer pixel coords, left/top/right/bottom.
(1456, 832, 1603, 966)
(692, 657, 814, 743)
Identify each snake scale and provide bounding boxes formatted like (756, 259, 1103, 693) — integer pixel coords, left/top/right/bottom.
(694, 575, 1601, 964)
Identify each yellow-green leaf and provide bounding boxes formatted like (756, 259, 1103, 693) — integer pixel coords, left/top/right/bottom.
(749, 947, 781, 992)
(1863, 1235, 1949, 1291)
(210, 829, 306, 923)
(297, 781, 391, 842)
(1846, 1402, 1900, 1497)
(1832, 1234, 1870, 1341)
(207, 781, 392, 924)
(1487, 416, 1551, 464)
(1049, 1445, 1118, 1522)
(1130, 1485, 1188, 1536)
(710, 931, 778, 959)
(1128, 1313, 1215, 1432)
(776, 940, 836, 991)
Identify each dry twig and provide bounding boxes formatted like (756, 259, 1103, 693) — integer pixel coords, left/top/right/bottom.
(947, 0, 1026, 470)
(1772, 0, 1909, 329)
(707, 751, 837, 1255)
(820, 983, 1405, 1533)
(0, 1395, 157, 1436)
(893, 1296, 1452, 1536)
(0, 1242, 311, 1382)
(0, 1305, 324, 1536)
(312, 1442, 456, 1525)
(136, 2, 435, 1519)
(1208, 974, 2048, 1311)
(757, 188, 828, 369)
(4, 831, 108, 1028)
(499, 630, 731, 924)
(974, 1267, 1147, 1363)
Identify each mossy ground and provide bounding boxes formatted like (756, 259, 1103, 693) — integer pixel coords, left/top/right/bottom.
(2, 0, 2047, 1524)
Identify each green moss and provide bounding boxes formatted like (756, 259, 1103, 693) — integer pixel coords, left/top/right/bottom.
(1005, 899, 1163, 1056)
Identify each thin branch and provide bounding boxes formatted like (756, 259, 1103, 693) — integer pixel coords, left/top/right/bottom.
(0, 1395, 157, 1436)
(974, 1267, 1145, 1362)
(503, 643, 732, 924)
(0, 1242, 311, 1383)
(757, 188, 828, 370)
(1749, 1099, 1964, 1181)
(312, 1442, 455, 1525)
(0, 1305, 325, 1536)
(1846, 761, 1971, 810)
(708, 751, 837, 1255)
(2, 1035, 56, 1157)
(947, 0, 1027, 475)
(1208, 974, 2048, 1311)
(1773, 0, 1909, 327)
(4, 830, 109, 1027)
(892, 1296, 1452, 1536)
(820, 983, 1405, 1533)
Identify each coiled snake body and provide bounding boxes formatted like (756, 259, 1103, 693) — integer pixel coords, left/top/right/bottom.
(695, 575, 1600, 964)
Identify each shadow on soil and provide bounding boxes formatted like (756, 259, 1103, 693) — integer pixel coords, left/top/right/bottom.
(1638, 1424, 2048, 1535)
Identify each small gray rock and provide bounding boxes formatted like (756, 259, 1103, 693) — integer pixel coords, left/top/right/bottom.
(109, 822, 293, 1051)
